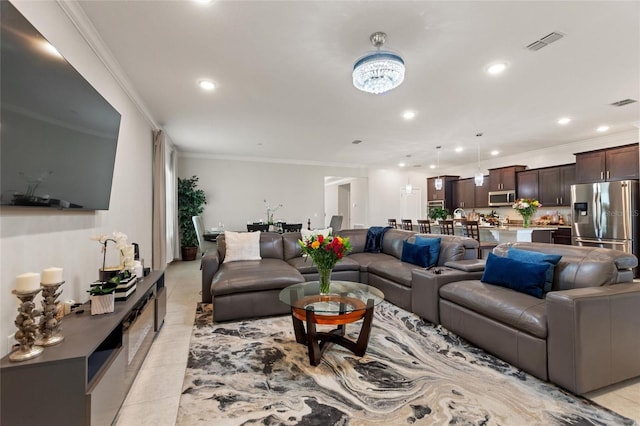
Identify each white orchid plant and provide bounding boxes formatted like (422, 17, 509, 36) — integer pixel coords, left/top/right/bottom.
(90, 232, 135, 291)
(263, 199, 283, 225)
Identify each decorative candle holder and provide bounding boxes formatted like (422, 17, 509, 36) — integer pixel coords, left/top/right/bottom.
(36, 281, 65, 347)
(9, 288, 43, 362)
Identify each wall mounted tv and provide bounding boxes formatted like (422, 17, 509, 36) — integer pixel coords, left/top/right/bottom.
(1, 2, 121, 210)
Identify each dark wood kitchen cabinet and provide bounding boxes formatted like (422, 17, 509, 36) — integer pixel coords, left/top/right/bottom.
(575, 144, 638, 183)
(489, 165, 527, 191)
(474, 176, 490, 207)
(427, 175, 459, 201)
(453, 178, 475, 209)
(517, 170, 539, 200)
(539, 164, 575, 206)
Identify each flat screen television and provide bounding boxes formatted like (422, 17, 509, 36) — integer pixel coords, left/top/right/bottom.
(1, 2, 121, 210)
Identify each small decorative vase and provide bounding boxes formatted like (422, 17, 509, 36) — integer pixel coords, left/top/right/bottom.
(318, 267, 332, 295)
(522, 215, 531, 228)
(90, 293, 115, 315)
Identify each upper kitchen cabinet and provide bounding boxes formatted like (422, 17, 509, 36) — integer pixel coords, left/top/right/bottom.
(474, 176, 490, 207)
(489, 165, 527, 191)
(539, 164, 575, 206)
(427, 175, 459, 201)
(516, 169, 539, 200)
(575, 144, 639, 183)
(453, 178, 475, 209)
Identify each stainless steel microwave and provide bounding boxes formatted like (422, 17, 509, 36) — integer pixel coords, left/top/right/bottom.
(488, 190, 516, 206)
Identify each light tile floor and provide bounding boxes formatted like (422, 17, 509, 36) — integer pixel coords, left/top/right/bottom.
(114, 260, 640, 425)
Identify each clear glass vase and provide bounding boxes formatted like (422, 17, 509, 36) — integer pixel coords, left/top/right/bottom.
(522, 215, 531, 228)
(318, 266, 332, 295)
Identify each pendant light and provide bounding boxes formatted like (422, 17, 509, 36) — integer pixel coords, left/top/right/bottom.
(474, 136, 484, 186)
(434, 146, 443, 190)
(406, 179, 413, 194)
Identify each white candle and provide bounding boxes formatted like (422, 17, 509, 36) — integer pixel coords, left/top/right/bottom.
(16, 272, 41, 293)
(41, 267, 63, 284)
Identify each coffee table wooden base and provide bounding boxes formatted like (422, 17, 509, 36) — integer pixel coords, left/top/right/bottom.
(290, 296, 375, 366)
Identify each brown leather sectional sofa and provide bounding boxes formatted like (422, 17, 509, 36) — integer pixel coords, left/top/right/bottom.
(201, 230, 640, 394)
(418, 242, 640, 394)
(201, 228, 478, 321)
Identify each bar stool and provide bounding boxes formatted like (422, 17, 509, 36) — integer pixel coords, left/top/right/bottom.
(401, 219, 413, 231)
(462, 220, 498, 258)
(440, 220, 455, 235)
(416, 219, 431, 234)
(388, 219, 398, 229)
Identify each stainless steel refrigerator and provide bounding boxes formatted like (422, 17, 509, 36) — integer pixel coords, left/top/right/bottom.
(571, 180, 639, 256)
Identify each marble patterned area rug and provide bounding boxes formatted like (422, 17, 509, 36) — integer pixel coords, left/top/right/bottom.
(178, 302, 634, 425)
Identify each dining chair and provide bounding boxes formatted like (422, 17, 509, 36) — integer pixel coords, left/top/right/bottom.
(328, 215, 343, 232)
(440, 220, 455, 235)
(462, 220, 498, 259)
(388, 219, 398, 229)
(247, 223, 269, 232)
(192, 215, 217, 255)
(401, 219, 413, 231)
(282, 223, 302, 232)
(416, 219, 431, 234)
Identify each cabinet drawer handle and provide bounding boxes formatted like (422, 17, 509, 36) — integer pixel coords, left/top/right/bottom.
(607, 170, 610, 180)
(601, 171, 604, 180)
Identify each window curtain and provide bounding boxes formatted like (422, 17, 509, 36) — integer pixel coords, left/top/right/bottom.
(152, 130, 167, 270)
(166, 146, 179, 262)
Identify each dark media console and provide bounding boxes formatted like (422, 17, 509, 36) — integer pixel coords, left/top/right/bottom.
(1, 271, 166, 426)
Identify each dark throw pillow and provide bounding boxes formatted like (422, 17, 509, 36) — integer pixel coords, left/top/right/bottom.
(401, 241, 430, 268)
(414, 236, 441, 268)
(507, 247, 562, 293)
(481, 253, 549, 298)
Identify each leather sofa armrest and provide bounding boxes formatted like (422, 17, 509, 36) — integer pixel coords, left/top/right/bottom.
(444, 259, 486, 272)
(546, 283, 640, 394)
(411, 268, 485, 325)
(201, 251, 221, 303)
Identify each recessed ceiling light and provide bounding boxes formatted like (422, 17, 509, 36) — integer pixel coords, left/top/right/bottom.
(557, 117, 571, 125)
(596, 125, 610, 132)
(198, 79, 216, 91)
(490, 150, 500, 156)
(486, 62, 507, 75)
(402, 110, 416, 120)
(455, 147, 464, 153)
(429, 164, 436, 169)
(398, 163, 406, 167)
(193, 0, 212, 3)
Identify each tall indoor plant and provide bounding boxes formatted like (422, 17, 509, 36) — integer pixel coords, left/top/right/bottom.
(178, 176, 207, 261)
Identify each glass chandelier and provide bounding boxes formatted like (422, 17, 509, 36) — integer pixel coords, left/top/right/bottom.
(474, 141, 484, 186)
(434, 146, 443, 190)
(353, 32, 405, 95)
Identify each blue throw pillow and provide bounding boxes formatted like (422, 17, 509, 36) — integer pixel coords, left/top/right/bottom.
(414, 236, 441, 268)
(481, 253, 548, 298)
(401, 241, 430, 268)
(507, 247, 562, 293)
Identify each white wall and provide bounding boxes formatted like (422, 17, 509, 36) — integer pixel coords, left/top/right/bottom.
(178, 155, 367, 232)
(0, 1, 154, 356)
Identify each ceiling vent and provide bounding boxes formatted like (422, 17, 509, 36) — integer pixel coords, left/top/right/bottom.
(526, 31, 565, 51)
(610, 98, 637, 107)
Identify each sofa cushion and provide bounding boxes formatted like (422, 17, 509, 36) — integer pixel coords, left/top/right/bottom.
(368, 259, 416, 287)
(212, 258, 304, 296)
(347, 252, 397, 272)
(401, 241, 431, 267)
(287, 256, 360, 274)
(381, 229, 416, 259)
(508, 247, 561, 293)
(440, 280, 548, 338)
(414, 236, 441, 268)
(223, 231, 261, 263)
(336, 229, 368, 254)
(481, 253, 548, 298)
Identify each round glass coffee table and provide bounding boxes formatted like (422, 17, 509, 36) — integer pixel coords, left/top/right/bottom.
(279, 281, 384, 366)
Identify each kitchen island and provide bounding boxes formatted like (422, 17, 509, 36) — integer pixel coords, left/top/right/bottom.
(432, 224, 571, 244)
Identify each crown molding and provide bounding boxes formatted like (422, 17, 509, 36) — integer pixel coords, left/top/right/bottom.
(178, 151, 368, 169)
(56, 1, 160, 130)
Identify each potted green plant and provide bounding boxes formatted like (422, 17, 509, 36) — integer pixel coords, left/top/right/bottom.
(88, 279, 118, 315)
(178, 176, 207, 261)
(429, 207, 449, 222)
